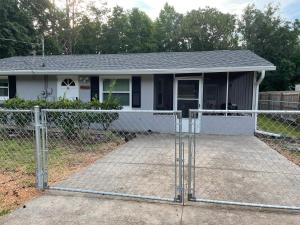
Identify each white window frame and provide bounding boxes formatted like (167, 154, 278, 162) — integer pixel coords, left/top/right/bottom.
(99, 76, 132, 110)
(0, 76, 9, 101)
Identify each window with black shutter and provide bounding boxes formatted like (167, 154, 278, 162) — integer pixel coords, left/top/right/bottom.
(132, 76, 141, 108)
(90, 76, 99, 100)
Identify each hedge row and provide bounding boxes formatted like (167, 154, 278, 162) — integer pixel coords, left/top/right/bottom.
(0, 96, 122, 110)
(0, 96, 122, 135)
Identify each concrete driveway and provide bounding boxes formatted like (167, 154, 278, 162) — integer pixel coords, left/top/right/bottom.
(51, 134, 177, 200)
(192, 135, 300, 207)
(1, 135, 300, 225)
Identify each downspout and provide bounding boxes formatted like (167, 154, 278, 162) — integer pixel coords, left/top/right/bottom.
(255, 70, 265, 131)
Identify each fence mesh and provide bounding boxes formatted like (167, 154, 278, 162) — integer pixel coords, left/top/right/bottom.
(42, 109, 182, 201)
(189, 110, 300, 208)
(2, 107, 300, 210)
(0, 109, 35, 212)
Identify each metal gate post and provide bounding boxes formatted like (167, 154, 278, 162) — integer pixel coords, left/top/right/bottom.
(41, 110, 48, 188)
(188, 110, 193, 200)
(178, 111, 184, 203)
(174, 111, 184, 203)
(34, 106, 44, 189)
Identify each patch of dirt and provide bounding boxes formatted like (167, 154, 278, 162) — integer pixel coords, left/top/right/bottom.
(0, 141, 123, 214)
(0, 171, 39, 211)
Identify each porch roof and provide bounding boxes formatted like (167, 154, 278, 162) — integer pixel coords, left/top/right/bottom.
(0, 50, 275, 75)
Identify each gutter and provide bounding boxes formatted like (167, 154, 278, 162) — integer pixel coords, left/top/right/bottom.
(255, 70, 265, 132)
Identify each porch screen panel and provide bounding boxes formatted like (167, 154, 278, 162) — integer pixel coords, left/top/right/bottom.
(203, 73, 227, 109)
(228, 72, 253, 110)
(154, 74, 173, 110)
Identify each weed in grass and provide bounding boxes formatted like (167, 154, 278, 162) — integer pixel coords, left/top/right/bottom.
(0, 209, 10, 217)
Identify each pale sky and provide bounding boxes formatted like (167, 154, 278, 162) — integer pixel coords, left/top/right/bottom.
(104, 0, 300, 20)
(56, 0, 300, 20)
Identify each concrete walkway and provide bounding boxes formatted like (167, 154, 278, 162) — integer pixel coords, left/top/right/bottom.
(1, 135, 300, 224)
(1, 193, 300, 225)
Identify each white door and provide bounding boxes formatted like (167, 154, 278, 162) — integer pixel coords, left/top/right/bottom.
(175, 78, 202, 132)
(57, 76, 79, 100)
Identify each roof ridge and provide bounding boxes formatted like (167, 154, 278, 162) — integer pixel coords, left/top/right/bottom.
(1, 49, 253, 59)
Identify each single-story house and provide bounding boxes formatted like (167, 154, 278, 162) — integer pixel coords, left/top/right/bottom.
(0, 50, 275, 134)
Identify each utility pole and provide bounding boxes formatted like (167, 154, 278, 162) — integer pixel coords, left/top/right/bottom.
(41, 36, 45, 58)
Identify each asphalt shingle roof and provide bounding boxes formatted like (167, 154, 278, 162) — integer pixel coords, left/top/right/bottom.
(0, 50, 275, 75)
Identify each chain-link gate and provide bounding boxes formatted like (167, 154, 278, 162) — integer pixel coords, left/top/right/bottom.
(2, 107, 300, 209)
(37, 109, 184, 203)
(188, 109, 300, 210)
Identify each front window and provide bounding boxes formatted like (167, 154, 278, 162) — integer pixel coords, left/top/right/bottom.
(0, 77, 9, 100)
(103, 79, 130, 106)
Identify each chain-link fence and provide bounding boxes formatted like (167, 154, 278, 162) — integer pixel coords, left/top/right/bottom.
(188, 109, 300, 210)
(2, 107, 300, 210)
(0, 109, 35, 212)
(41, 109, 184, 202)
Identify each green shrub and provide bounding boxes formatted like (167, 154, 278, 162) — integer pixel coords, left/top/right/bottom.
(0, 92, 122, 136)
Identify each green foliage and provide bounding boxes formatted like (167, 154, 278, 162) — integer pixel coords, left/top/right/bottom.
(0, 0, 35, 58)
(181, 7, 239, 51)
(239, 4, 300, 91)
(100, 6, 130, 53)
(0, 209, 10, 217)
(1, 2, 300, 91)
(126, 8, 156, 53)
(153, 3, 183, 51)
(1, 93, 122, 135)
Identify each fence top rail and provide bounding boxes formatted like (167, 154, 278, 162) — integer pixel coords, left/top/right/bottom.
(0, 108, 32, 113)
(190, 109, 300, 114)
(42, 108, 182, 114)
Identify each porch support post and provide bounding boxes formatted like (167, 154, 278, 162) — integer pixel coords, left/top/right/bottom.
(225, 72, 229, 115)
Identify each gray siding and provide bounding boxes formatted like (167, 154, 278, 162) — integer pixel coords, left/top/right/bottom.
(16, 75, 56, 100)
(110, 114, 255, 135)
(199, 115, 255, 135)
(111, 113, 174, 133)
(47, 76, 57, 100)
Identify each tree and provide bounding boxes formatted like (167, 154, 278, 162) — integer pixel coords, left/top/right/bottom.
(73, 16, 98, 54)
(126, 8, 156, 52)
(153, 3, 183, 51)
(239, 5, 300, 90)
(181, 7, 238, 51)
(100, 6, 130, 53)
(0, 0, 35, 58)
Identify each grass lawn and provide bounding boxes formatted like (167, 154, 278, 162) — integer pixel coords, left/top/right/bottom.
(257, 115, 300, 138)
(0, 136, 123, 216)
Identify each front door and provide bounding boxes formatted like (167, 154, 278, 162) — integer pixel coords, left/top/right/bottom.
(57, 76, 79, 100)
(175, 78, 202, 132)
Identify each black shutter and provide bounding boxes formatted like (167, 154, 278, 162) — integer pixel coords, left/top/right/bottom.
(8, 76, 16, 98)
(164, 75, 173, 110)
(132, 76, 141, 108)
(90, 76, 99, 100)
